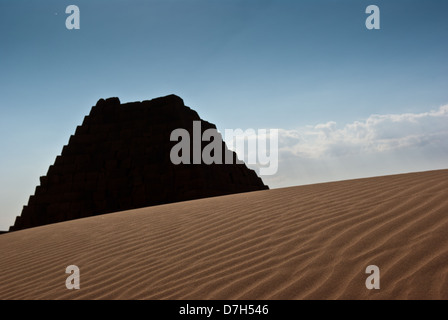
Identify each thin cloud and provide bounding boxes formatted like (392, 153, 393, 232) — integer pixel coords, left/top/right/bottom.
(244, 105, 448, 188)
(221, 105, 448, 187)
(278, 105, 448, 158)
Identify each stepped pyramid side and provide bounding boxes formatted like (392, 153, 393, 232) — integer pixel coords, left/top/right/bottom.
(10, 95, 268, 231)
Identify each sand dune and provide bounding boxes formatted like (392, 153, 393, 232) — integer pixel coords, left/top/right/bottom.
(1, 169, 447, 300)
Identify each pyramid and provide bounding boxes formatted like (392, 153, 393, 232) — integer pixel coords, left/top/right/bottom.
(9, 95, 268, 231)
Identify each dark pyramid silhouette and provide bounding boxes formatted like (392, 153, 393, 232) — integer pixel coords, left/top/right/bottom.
(10, 95, 268, 232)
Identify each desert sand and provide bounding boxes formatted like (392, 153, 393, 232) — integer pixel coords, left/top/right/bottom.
(1, 169, 447, 300)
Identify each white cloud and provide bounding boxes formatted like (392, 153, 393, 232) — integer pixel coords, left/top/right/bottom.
(278, 105, 448, 158)
(261, 105, 448, 188)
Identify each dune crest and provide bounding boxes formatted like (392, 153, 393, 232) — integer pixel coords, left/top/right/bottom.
(1, 169, 447, 300)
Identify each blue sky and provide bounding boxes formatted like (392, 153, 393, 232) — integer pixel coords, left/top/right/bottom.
(1, 0, 447, 229)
